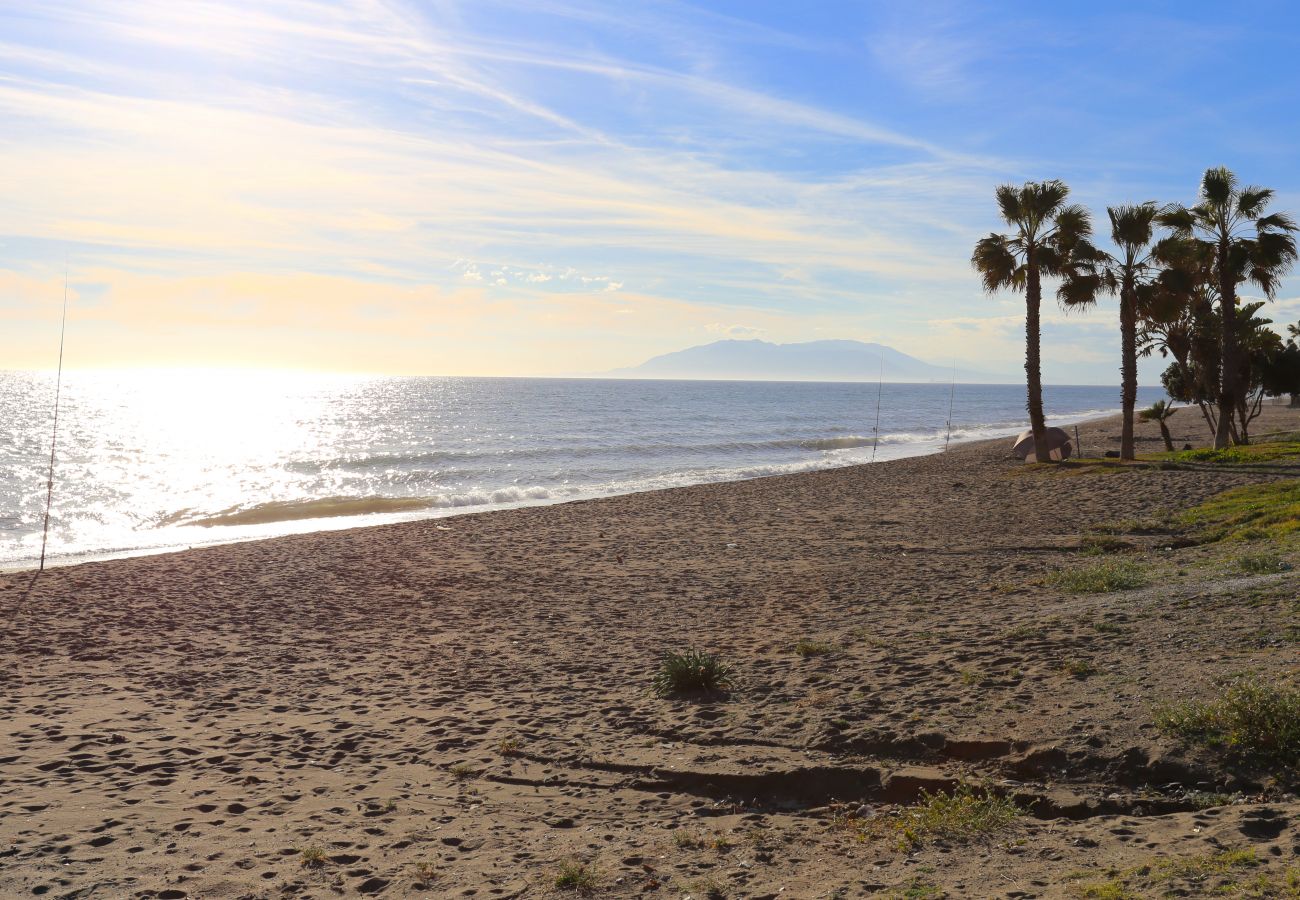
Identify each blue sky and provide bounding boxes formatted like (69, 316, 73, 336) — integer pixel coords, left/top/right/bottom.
(3, 0, 1300, 382)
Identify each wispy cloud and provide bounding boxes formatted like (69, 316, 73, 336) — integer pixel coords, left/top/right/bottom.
(6, 0, 1289, 379)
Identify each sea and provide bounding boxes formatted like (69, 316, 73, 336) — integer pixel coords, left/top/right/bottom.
(0, 371, 1166, 569)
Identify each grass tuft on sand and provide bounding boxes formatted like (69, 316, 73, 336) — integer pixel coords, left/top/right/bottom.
(1236, 552, 1292, 574)
(1156, 676, 1300, 773)
(854, 787, 1020, 850)
(554, 859, 598, 892)
(653, 649, 734, 696)
(297, 845, 326, 868)
(794, 638, 839, 657)
(1047, 559, 1147, 593)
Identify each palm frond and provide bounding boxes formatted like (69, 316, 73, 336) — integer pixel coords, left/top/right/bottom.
(971, 234, 1021, 293)
(1057, 270, 1103, 309)
(1200, 166, 1238, 207)
(1107, 202, 1160, 250)
(994, 184, 1023, 228)
(1052, 203, 1093, 244)
(1256, 211, 1298, 233)
(1156, 205, 1196, 236)
(1237, 186, 1274, 219)
(1026, 180, 1071, 219)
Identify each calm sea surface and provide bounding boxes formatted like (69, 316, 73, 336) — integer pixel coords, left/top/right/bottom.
(0, 372, 1164, 568)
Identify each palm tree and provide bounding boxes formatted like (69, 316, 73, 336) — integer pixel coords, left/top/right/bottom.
(1138, 400, 1177, 452)
(972, 180, 1093, 461)
(1060, 203, 1164, 460)
(1158, 167, 1297, 448)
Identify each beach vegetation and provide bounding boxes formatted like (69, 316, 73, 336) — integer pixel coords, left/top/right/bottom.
(1138, 400, 1178, 452)
(553, 859, 598, 891)
(672, 829, 704, 849)
(863, 787, 1020, 850)
(1060, 658, 1099, 678)
(1156, 167, 1298, 449)
(1066, 849, 1267, 899)
(1236, 552, 1291, 574)
(1002, 623, 1045, 641)
(794, 638, 838, 657)
(298, 845, 327, 868)
(1181, 479, 1300, 542)
(653, 649, 734, 696)
(1047, 559, 1147, 593)
(449, 762, 478, 780)
(1151, 847, 1259, 883)
(411, 861, 439, 883)
(972, 180, 1093, 464)
(1155, 676, 1300, 773)
(885, 879, 946, 900)
(496, 736, 522, 756)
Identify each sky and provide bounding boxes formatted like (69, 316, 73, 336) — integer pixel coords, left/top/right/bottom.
(4, 1, 1300, 383)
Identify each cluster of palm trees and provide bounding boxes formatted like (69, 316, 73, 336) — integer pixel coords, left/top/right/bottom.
(973, 167, 1298, 459)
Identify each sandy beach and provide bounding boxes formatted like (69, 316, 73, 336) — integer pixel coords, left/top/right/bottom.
(3, 408, 1299, 899)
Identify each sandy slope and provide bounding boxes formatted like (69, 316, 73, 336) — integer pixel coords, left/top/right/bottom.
(2, 406, 1298, 899)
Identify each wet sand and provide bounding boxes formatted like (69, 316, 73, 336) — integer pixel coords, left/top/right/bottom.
(2, 406, 1299, 898)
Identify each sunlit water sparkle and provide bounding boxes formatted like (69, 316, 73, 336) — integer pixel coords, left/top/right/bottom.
(0, 371, 1163, 569)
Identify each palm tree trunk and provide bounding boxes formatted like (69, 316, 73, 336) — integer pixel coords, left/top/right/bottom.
(1215, 243, 1237, 449)
(1025, 250, 1050, 461)
(1119, 283, 1138, 460)
(1158, 419, 1174, 452)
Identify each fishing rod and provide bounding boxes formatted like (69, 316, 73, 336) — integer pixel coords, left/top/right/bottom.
(944, 365, 957, 450)
(39, 265, 69, 573)
(871, 357, 883, 462)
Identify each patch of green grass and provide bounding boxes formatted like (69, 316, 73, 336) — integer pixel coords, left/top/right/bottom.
(1092, 619, 1127, 634)
(885, 878, 946, 899)
(496, 736, 521, 756)
(298, 845, 326, 868)
(554, 859, 598, 892)
(1003, 623, 1046, 641)
(1155, 676, 1300, 774)
(1233, 867, 1300, 899)
(1180, 789, 1239, 810)
(1236, 552, 1292, 574)
(1060, 658, 1099, 679)
(794, 638, 839, 658)
(1047, 559, 1148, 593)
(653, 649, 734, 696)
(672, 829, 704, 850)
(1162, 441, 1300, 465)
(1152, 847, 1259, 882)
(1182, 479, 1300, 543)
(874, 787, 1020, 850)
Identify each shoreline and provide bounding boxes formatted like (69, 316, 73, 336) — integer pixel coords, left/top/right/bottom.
(7, 404, 1139, 574)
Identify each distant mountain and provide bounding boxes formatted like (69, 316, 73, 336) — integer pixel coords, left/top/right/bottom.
(606, 339, 1012, 383)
